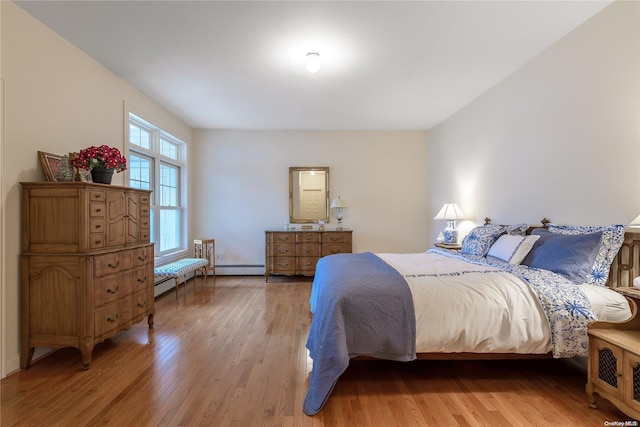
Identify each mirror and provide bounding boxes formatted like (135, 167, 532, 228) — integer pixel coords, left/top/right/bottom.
(289, 167, 330, 223)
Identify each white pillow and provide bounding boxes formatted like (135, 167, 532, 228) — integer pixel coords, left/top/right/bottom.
(487, 234, 540, 265)
(580, 284, 632, 322)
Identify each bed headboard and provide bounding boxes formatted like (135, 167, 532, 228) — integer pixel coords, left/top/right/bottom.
(483, 218, 638, 289)
(607, 230, 640, 289)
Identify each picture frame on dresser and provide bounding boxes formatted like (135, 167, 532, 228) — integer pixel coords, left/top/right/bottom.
(37, 151, 63, 182)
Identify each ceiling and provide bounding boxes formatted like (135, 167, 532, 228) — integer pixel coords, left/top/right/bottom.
(15, 1, 612, 131)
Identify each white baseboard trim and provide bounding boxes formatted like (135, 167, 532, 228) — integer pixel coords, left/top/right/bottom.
(214, 265, 264, 276)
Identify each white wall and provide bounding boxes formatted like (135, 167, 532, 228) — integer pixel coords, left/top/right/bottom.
(191, 130, 430, 269)
(0, 2, 193, 376)
(428, 0, 640, 243)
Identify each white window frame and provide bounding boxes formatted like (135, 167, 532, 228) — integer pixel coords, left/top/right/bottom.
(126, 112, 187, 263)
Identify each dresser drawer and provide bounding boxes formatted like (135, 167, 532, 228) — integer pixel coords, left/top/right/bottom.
(132, 246, 152, 267)
(271, 243, 296, 257)
(89, 233, 106, 250)
(298, 232, 319, 244)
(89, 219, 105, 234)
(323, 232, 349, 244)
(132, 266, 151, 292)
(269, 232, 296, 244)
(89, 190, 105, 202)
(131, 289, 153, 321)
(298, 243, 319, 257)
(268, 257, 296, 274)
(322, 243, 351, 257)
(94, 252, 123, 277)
(94, 272, 132, 307)
(94, 297, 132, 337)
(90, 202, 105, 217)
(140, 216, 150, 229)
(297, 257, 319, 275)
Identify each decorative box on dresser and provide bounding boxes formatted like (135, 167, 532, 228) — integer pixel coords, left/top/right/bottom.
(586, 287, 640, 420)
(20, 182, 154, 369)
(265, 230, 352, 281)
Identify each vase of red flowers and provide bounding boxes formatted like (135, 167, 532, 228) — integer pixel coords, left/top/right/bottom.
(71, 145, 127, 185)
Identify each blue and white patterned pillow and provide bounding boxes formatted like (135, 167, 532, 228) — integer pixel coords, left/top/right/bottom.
(546, 223, 626, 286)
(461, 224, 505, 257)
(505, 223, 529, 236)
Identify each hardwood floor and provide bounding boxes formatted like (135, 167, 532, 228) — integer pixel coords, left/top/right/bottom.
(1, 275, 633, 426)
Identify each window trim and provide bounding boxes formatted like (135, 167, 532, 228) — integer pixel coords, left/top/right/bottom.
(126, 111, 187, 263)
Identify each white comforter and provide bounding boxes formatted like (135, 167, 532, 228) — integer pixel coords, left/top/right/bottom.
(378, 251, 630, 354)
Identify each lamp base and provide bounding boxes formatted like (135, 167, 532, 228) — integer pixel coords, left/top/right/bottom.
(442, 229, 458, 245)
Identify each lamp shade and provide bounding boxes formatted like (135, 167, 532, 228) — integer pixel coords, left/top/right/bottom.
(433, 203, 465, 221)
(330, 197, 348, 209)
(630, 214, 640, 226)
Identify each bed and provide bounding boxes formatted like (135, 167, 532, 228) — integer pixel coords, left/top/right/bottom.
(303, 219, 639, 415)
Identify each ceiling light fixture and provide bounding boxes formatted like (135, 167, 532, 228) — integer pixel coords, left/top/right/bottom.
(306, 52, 320, 74)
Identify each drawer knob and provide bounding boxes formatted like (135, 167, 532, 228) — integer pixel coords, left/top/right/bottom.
(108, 261, 119, 269)
(137, 277, 147, 283)
(106, 286, 119, 294)
(137, 301, 147, 308)
(106, 313, 119, 322)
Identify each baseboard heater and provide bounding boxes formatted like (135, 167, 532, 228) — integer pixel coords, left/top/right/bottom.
(154, 276, 177, 298)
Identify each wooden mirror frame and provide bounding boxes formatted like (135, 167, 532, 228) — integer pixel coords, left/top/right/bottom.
(289, 167, 330, 223)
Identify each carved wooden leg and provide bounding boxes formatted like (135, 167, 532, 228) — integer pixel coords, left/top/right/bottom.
(585, 382, 598, 408)
(21, 347, 35, 369)
(147, 313, 154, 329)
(81, 340, 93, 370)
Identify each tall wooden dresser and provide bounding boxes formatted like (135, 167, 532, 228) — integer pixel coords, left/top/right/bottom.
(20, 182, 154, 369)
(265, 230, 352, 281)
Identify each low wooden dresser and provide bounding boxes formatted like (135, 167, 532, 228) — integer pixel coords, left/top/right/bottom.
(265, 230, 352, 281)
(586, 287, 640, 420)
(20, 182, 154, 369)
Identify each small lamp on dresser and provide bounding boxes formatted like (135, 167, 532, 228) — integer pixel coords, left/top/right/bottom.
(330, 196, 348, 230)
(434, 203, 465, 245)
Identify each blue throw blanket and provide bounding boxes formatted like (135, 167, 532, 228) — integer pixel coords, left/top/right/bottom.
(303, 252, 416, 415)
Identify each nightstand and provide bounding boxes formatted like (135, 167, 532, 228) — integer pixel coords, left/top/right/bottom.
(586, 287, 640, 420)
(434, 242, 462, 250)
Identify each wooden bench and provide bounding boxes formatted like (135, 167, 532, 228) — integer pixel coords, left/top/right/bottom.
(154, 258, 209, 303)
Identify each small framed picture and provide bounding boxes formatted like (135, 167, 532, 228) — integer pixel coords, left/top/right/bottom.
(69, 152, 92, 182)
(38, 151, 63, 182)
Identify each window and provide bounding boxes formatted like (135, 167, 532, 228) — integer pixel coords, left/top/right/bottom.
(127, 112, 186, 258)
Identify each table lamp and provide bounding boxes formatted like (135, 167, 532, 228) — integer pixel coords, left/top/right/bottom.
(330, 196, 348, 230)
(434, 203, 465, 244)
